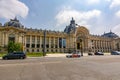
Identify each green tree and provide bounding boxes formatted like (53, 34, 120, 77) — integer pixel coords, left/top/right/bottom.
(8, 41, 14, 53)
(14, 43, 23, 52)
(8, 41, 23, 53)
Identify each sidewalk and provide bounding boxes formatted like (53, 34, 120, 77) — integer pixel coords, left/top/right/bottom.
(45, 53, 67, 57)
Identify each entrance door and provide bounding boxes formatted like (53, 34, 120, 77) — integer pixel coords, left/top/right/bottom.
(77, 43, 80, 49)
(9, 34, 15, 42)
(9, 37, 15, 42)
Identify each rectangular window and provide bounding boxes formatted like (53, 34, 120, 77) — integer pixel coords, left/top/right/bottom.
(42, 37, 44, 44)
(46, 37, 49, 44)
(41, 44, 43, 48)
(32, 36, 35, 44)
(37, 36, 40, 44)
(46, 44, 49, 48)
(37, 44, 40, 48)
(31, 44, 35, 48)
(55, 38, 58, 48)
(59, 38, 62, 48)
(26, 44, 30, 48)
(51, 37, 54, 48)
(26, 36, 30, 44)
(62, 38, 66, 48)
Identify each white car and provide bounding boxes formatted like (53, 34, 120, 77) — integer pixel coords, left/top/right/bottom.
(66, 51, 81, 58)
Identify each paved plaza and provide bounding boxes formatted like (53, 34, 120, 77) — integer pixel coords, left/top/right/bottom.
(0, 55, 120, 80)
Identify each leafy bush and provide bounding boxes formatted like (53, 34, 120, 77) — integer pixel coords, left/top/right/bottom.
(0, 52, 7, 57)
(8, 41, 23, 53)
(27, 52, 43, 57)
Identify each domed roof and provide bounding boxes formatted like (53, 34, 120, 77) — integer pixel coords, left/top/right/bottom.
(4, 17, 24, 28)
(102, 31, 119, 38)
(64, 17, 76, 33)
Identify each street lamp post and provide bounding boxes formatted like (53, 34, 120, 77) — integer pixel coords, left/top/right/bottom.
(43, 30, 46, 56)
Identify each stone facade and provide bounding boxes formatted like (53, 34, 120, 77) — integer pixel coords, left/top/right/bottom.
(0, 18, 120, 53)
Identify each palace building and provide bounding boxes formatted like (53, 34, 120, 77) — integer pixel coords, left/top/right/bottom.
(0, 17, 120, 53)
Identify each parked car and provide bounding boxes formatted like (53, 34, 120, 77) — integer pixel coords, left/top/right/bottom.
(111, 51, 120, 55)
(66, 51, 81, 58)
(2, 52, 26, 60)
(94, 52, 104, 55)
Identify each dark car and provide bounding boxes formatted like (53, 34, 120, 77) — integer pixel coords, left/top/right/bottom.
(111, 51, 120, 55)
(94, 52, 104, 55)
(2, 52, 26, 60)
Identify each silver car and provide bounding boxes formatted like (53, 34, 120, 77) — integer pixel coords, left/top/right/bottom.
(66, 51, 81, 58)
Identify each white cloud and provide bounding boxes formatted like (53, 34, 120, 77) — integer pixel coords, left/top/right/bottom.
(105, 0, 111, 2)
(0, 0, 29, 19)
(86, 0, 100, 4)
(115, 10, 120, 17)
(110, 0, 120, 8)
(112, 24, 120, 36)
(55, 7, 101, 28)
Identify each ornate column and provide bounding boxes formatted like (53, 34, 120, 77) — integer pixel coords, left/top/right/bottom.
(100, 40, 101, 49)
(17, 34, 19, 43)
(21, 35, 24, 51)
(108, 41, 110, 51)
(57, 37, 59, 48)
(30, 35, 32, 48)
(2, 32, 5, 46)
(93, 40, 95, 52)
(38, 36, 40, 49)
(40, 36, 42, 48)
(74, 36, 76, 51)
(100, 40, 101, 51)
(105, 41, 107, 51)
(53, 37, 55, 48)
(95, 40, 97, 52)
(107, 41, 109, 51)
(35, 36, 37, 48)
(85, 39, 87, 52)
(49, 37, 51, 48)
(0, 32, 2, 46)
(6, 33, 8, 45)
(57, 37, 59, 52)
(24, 36, 26, 49)
(4, 32, 6, 45)
(102, 41, 104, 51)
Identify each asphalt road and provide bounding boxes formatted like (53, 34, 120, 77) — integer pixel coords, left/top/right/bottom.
(0, 55, 120, 80)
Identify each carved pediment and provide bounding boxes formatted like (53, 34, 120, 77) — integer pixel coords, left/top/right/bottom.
(0, 27, 26, 34)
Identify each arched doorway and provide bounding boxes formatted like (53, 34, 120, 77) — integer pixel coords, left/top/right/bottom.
(76, 36, 83, 56)
(77, 43, 80, 49)
(75, 26, 89, 53)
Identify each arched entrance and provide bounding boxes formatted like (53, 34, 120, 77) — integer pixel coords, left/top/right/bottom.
(77, 43, 80, 49)
(76, 37, 83, 56)
(77, 39, 83, 49)
(75, 26, 89, 54)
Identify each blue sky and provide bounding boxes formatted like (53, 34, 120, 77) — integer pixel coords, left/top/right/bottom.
(0, 0, 120, 36)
